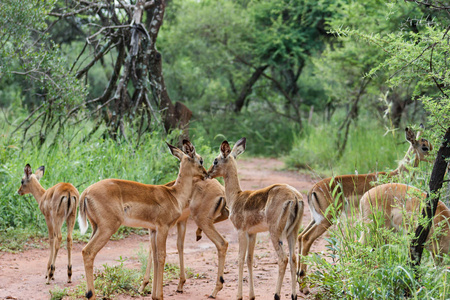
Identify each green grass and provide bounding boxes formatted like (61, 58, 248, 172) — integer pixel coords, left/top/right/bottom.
(303, 200, 450, 300)
(0, 113, 217, 250)
(284, 118, 433, 178)
(64, 245, 186, 299)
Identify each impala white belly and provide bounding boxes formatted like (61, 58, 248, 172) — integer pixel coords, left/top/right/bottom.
(247, 221, 269, 234)
(123, 217, 156, 230)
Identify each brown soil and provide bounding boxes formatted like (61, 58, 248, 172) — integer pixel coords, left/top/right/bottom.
(0, 158, 327, 300)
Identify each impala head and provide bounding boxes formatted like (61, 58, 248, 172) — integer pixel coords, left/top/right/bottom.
(207, 137, 246, 179)
(405, 127, 433, 161)
(167, 140, 207, 179)
(18, 164, 44, 195)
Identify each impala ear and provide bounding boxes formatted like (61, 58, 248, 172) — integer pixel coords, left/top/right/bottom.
(405, 127, 416, 145)
(231, 137, 246, 158)
(182, 140, 196, 158)
(220, 141, 231, 158)
(35, 166, 45, 181)
(167, 142, 184, 161)
(24, 164, 32, 179)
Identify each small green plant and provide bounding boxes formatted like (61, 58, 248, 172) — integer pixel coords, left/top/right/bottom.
(49, 286, 68, 300)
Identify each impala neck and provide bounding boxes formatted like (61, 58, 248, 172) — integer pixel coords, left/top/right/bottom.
(28, 177, 46, 203)
(389, 147, 420, 177)
(171, 165, 195, 207)
(222, 160, 242, 207)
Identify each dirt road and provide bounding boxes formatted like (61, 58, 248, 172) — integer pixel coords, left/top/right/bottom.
(0, 158, 326, 300)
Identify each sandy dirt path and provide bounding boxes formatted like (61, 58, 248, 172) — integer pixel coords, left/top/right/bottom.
(0, 157, 327, 300)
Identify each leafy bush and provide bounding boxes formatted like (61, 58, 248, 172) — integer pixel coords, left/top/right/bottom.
(304, 202, 450, 300)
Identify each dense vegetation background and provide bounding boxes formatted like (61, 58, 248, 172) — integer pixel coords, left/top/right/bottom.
(1, 0, 450, 298)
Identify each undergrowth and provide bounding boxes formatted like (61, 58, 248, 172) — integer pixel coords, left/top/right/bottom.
(303, 197, 450, 300)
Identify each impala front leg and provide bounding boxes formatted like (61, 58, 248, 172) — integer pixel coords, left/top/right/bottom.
(176, 220, 188, 293)
(246, 233, 257, 300)
(46, 222, 55, 284)
(153, 227, 169, 300)
(237, 230, 248, 300)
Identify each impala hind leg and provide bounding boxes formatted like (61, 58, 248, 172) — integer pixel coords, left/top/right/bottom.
(288, 232, 298, 300)
(66, 213, 76, 283)
(176, 220, 188, 293)
(270, 234, 288, 300)
(196, 205, 229, 241)
(82, 224, 120, 299)
(139, 229, 153, 294)
(199, 222, 228, 298)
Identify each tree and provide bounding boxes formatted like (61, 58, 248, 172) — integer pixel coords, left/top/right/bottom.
(0, 0, 86, 145)
(159, 0, 333, 127)
(1, 0, 191, 145)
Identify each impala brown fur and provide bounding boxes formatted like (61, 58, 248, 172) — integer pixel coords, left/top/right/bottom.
(359, 183, 450, 259)
(139, 173, 229, 298)
(17, 164, 79, 284)
(78, 141, 207, 300)
(298, 127, 432, 288)
(207, 138, 304, 300)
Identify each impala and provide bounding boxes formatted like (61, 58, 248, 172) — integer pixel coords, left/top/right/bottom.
(359, 183, 450, 259)
(139, 155, 229, 298)
(17, 164, 79, 284)
(207, 138, 304, 300)
(78, 140, 207, 300)
(298, 127, 432, 287)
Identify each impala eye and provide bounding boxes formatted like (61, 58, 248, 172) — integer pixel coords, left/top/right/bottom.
(200, 159, 204, 165)
(214, 159, 218, 166)
(21, 179, 24, 185)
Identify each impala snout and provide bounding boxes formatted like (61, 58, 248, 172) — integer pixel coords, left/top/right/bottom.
(17, 188, 24, 195)
(201, 167, 208, 180)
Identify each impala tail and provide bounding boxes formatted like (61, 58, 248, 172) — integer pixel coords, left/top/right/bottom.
(78, 191, 89, 235)
(285, 197, 304, 238)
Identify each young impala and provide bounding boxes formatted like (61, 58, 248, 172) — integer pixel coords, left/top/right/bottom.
(359, 183, 450, 259)
(17, 164, 79, 284)
(298, 127, 432, 287)
(139, 143, 229, 298)
(78, 140, 207, 300)
(207, 138, 304, 300)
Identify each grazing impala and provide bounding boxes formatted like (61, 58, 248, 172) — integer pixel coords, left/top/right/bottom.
(78, 140, 207, 300)
(139, 144, 229, 298)
(17, 164, 79, 284)
(359, 183, 450, 259)
(207, 138, 304, 300)
(298, 127, 432, 287)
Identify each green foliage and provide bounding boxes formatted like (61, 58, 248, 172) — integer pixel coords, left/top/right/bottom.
(69, 253, 183, 298)
(49, 286, 68, 300)
(305, 204, 450, 299)
(285, 114, 429, 176)
(0, 115, 215, 246)
(0, 0, 86, 109)
(191, 110, 299, 156)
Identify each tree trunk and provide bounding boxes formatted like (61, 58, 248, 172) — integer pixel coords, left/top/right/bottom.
(146, 0, 192, 140)
(234, 65, 268, 112)
(409, 127, 450, 267)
